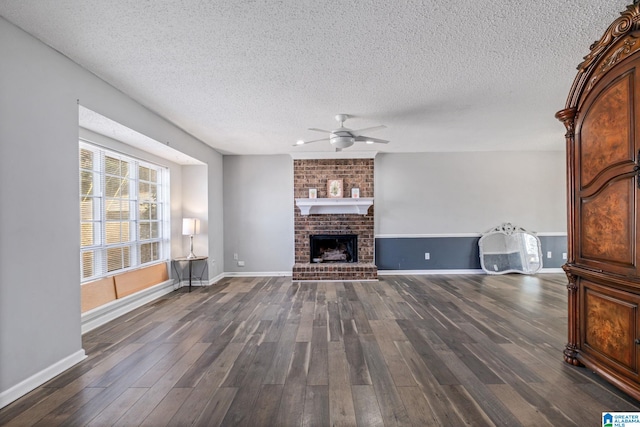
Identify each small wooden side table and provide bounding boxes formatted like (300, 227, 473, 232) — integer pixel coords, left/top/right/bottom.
(172, 256, 208, 292)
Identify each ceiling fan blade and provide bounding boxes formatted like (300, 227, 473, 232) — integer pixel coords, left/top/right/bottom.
(355, 136, 389, 144)
(308, 127, 332, 133)
(350, 125, 386, 136)
(293, 137, 329, 146)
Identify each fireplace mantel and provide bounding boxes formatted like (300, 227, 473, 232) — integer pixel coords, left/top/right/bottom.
(295, 198, 373, 215)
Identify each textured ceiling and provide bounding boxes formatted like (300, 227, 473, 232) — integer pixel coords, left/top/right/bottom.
(0, 0, 630, 155)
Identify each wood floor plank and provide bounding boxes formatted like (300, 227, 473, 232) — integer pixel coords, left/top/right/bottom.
(360, 337, 411, 426)
(352, 384, 385, 427)
(85, 387, 147, 427)
(307, 325, 329, 386)
(220, 341, 278, 425)
(220, 321, 270, 387)
(165, 371, 229, 425)
(275, 341, 309, 426)
(172, 332, 231, 388)
(0, 387, 57, 426)
(434, 347, 523, 426)
(264, 302, 294, 342)
(246, 384, 284, 427)
(369, 320, 416, 387)
(396, 319, 460, 385)
(489, 383, 554, 427)
(2, 344, 143, 426)
(277, 382, 306, 427)
(303, 385, 330, 427)
(396, 386, 441, 427)
(264, 322, 298, 385)
(439, 384, 495, 427)
(328, 341, 358, 426)
(343, 320, 372, 385)
(112, 342, 211, 426)
(139, 387, 193, 427)
(132, 341, 210, 388)
(296, 301, 315, 342)
(51, 343, 176, 426)
(29, 388, 105, 427)
(394, 340, 467, 426)
(327, 300, 343, 341)
(193, 386, 237, 427)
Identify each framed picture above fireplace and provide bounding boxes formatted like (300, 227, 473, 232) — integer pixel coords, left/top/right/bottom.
(327, 179, 343, 198)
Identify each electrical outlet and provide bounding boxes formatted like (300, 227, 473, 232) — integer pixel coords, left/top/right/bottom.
(237, 260, 245, 267)
(424, 252, 430, 260)
(562, 252, 567, 260)
(233, 253, 238, 260)
(547, 251, 552, 259)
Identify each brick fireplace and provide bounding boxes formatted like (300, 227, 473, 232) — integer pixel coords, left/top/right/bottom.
(292, 158, 377, 280)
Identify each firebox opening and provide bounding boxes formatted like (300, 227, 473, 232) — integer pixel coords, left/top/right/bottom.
(310, 234, 358, 263)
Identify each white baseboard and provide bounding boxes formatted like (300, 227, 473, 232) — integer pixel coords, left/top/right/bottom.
(0, 349, 86, 409)
(378, 269, 485, 275)
(378, 268, 565, 275)
(293, 279, 379, 282)
(224, 271, 292, 278)
(539, 268, 565, 273)
(375, 232, 567, 238)
(209, 272, 226, 285)
(81, 279, 176, 334)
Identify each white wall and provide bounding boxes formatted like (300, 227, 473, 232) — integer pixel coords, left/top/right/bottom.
(0, 17, 223, 406)
(223, 155, 294, 273)
(375, 151, 566, 235)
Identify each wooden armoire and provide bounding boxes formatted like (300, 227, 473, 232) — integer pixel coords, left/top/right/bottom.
(556, 0, 640, 399)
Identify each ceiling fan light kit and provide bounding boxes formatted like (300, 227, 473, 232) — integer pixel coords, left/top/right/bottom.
(295, 114, 389, 150)
(330, 135, 355, 149)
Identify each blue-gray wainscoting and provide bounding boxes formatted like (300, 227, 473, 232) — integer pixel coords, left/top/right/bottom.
(375, 234, 567, 272)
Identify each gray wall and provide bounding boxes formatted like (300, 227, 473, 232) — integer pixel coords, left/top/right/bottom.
(374, 151, 566, 234)
(181, 165, 209, 260)
(0, 17, 223, 403)
(223, 155, 294, 273)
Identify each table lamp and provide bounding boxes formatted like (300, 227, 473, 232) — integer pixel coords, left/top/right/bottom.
(182, 218, 200, 259)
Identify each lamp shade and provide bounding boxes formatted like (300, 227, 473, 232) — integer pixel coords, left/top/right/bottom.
(182, 218, 200, 235)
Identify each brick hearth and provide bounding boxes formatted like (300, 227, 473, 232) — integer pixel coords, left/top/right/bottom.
(293, 158, 377, 280)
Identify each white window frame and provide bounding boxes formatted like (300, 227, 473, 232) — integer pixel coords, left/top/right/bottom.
(80, 140, 170, 282)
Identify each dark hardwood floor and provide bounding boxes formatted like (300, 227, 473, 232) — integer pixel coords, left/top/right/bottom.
(2, 274, 639, 426)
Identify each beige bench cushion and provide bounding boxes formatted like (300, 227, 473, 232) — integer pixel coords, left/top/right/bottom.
(81, 276, 116, 313)
(114, 263, 169, 299)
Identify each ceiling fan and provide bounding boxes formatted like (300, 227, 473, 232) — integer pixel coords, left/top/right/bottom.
(294, 114, 389, 150)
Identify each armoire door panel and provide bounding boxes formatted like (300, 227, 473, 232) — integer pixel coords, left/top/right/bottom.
(579, 177, 635, 268)
(582, 280, 638, 375)
(579, 72, 634, 189)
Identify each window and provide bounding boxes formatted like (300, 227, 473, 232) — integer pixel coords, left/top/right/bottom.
(80, 141, 169, 282)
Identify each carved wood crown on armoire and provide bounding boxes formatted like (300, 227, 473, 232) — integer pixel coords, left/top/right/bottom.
(556, 0, 640, 400)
